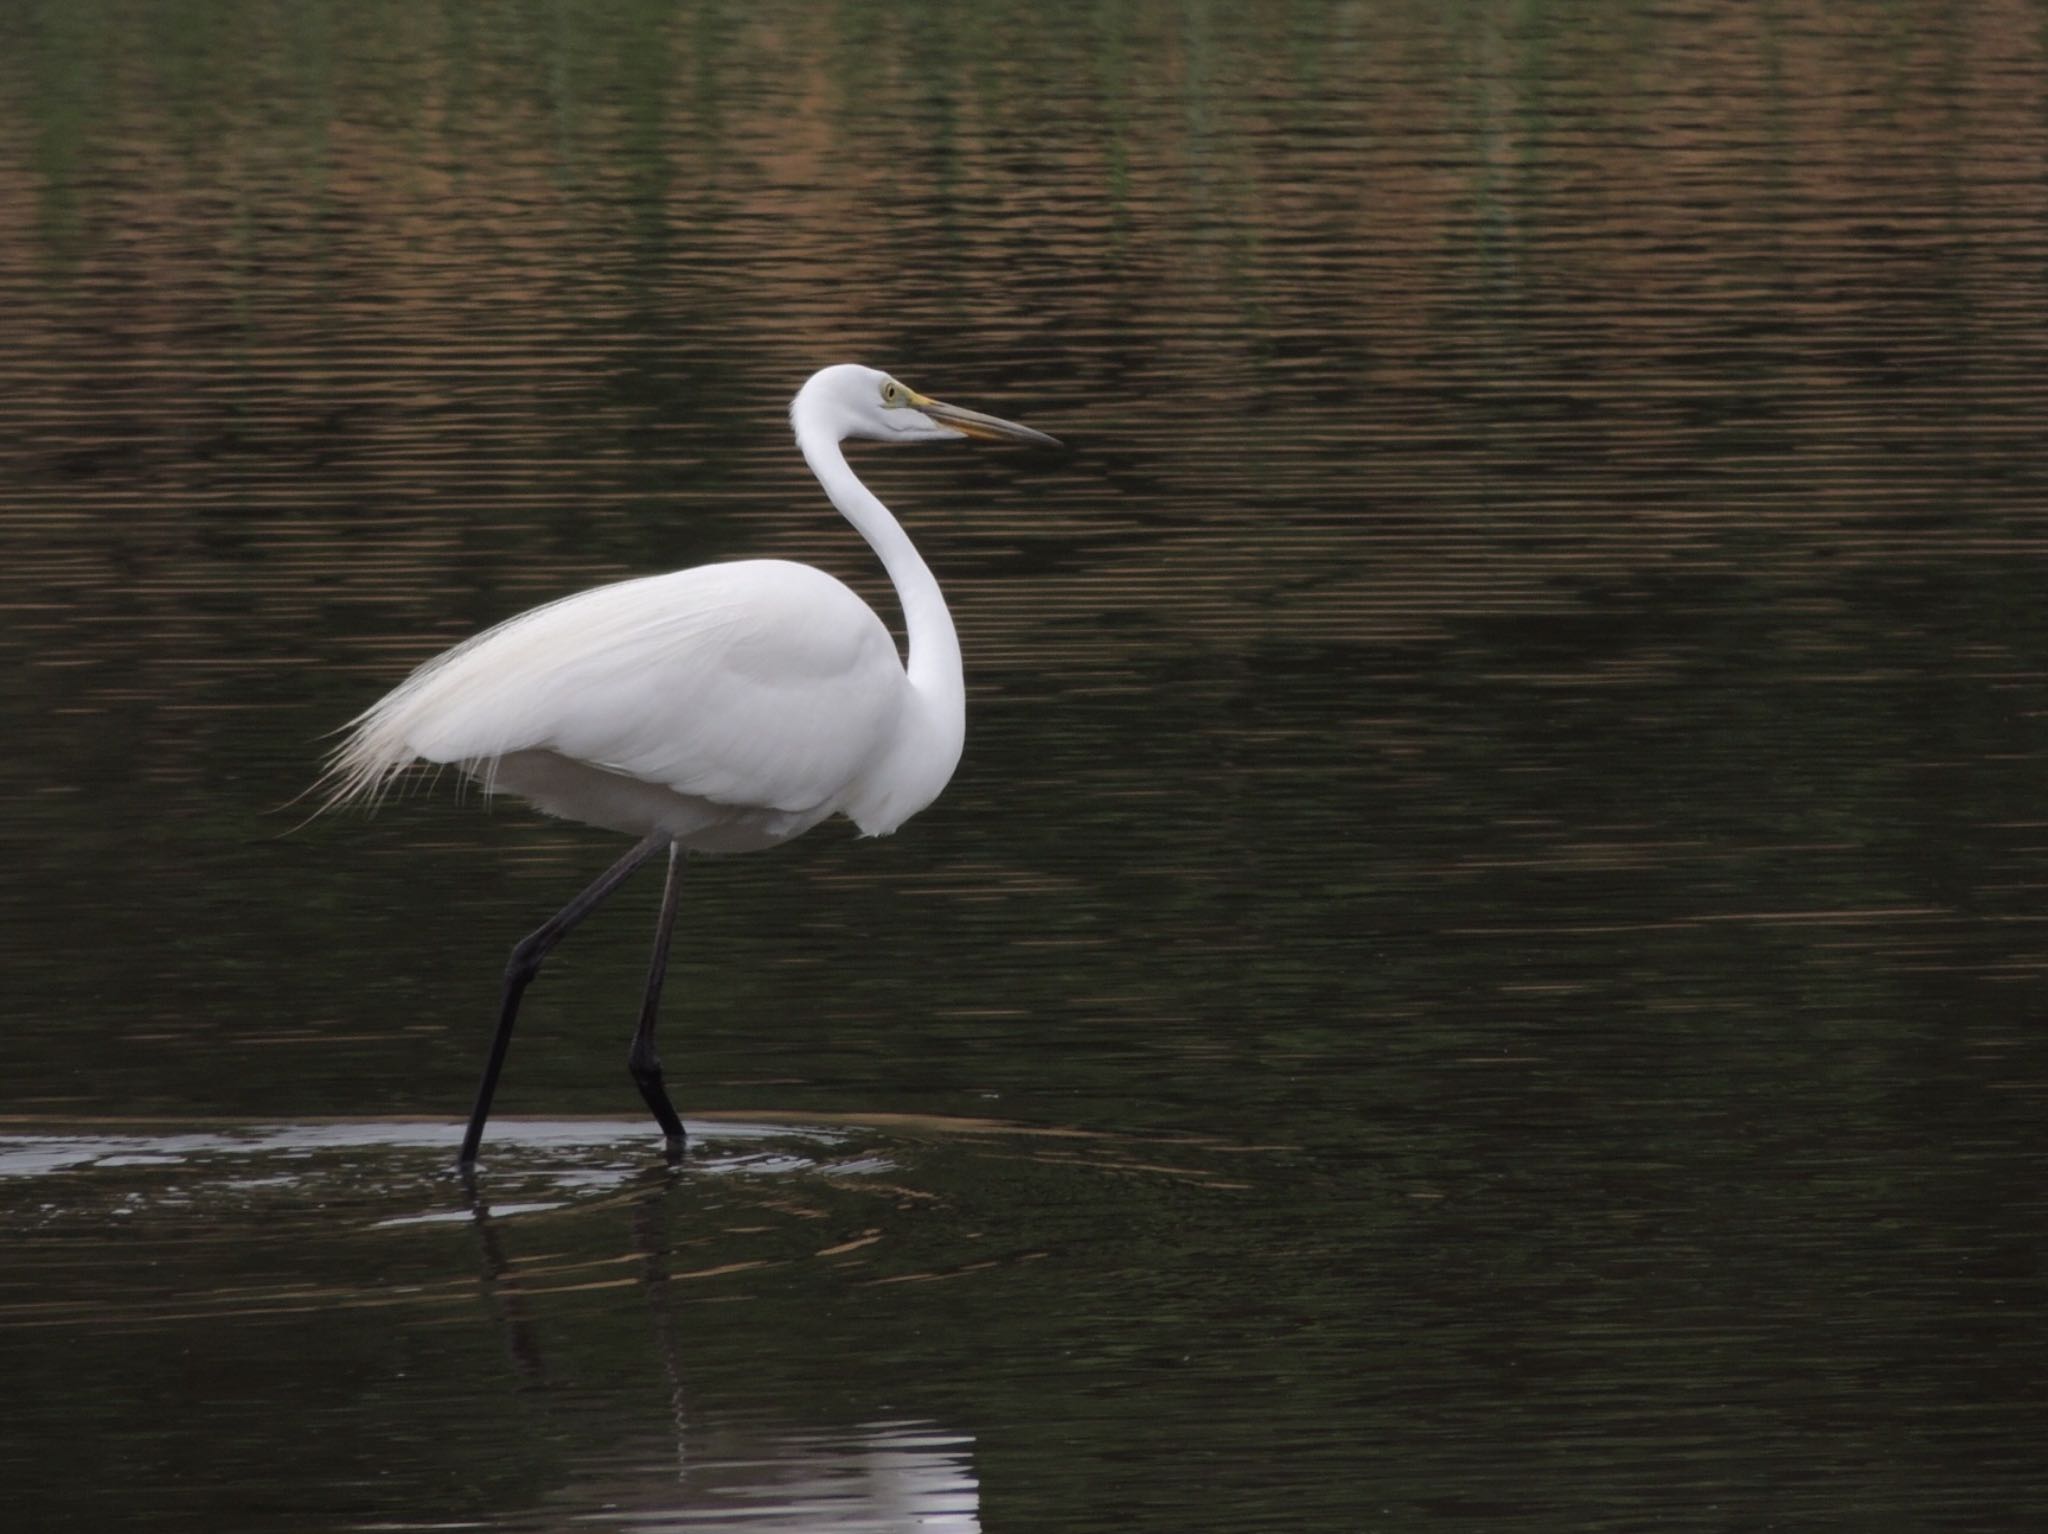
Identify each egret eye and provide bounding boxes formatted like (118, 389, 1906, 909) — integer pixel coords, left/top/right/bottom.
(881, 381, 903, 407)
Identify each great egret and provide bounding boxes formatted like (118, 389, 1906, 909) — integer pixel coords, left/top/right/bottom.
(323, 364, 1059, 1166)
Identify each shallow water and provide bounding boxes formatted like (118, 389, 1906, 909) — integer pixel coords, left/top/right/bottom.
(2, 1, 2046, 1529)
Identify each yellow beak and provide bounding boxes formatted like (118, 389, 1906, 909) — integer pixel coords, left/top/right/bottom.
(910, 391, 1063, 448)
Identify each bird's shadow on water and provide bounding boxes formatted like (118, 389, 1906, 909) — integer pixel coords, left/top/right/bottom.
(0, 1113, 1028, 1528)
(0, 1113, 998, 1529)
(453, 1135, 991, 1531)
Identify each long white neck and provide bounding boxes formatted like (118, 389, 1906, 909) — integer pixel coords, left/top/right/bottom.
(794, 406, 966, 759)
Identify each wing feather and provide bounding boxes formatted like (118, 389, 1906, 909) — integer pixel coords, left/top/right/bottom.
(325, 560, 906, 815)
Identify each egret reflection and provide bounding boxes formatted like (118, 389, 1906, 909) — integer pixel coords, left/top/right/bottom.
(569, 1420, 982, 1533)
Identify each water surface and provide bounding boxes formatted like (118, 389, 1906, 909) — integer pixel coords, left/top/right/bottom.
(1, 2, 2044, 1528)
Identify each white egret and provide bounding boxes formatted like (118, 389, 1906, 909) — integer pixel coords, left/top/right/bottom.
(322, 364, 1059, 1165)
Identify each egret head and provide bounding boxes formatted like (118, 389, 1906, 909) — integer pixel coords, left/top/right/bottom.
(796, 364, 1061, 449)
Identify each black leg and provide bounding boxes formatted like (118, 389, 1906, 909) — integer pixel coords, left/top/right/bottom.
(627, 842, 688, 1159)
(459, 830, 671, 1167)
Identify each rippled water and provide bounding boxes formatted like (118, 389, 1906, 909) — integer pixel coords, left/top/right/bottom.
(2, 2, 2045, 1529)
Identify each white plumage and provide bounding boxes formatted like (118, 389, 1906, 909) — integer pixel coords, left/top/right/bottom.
(327, 560, 913, 851)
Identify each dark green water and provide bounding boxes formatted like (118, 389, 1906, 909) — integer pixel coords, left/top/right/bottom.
(3, 2, 2045, 1528)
